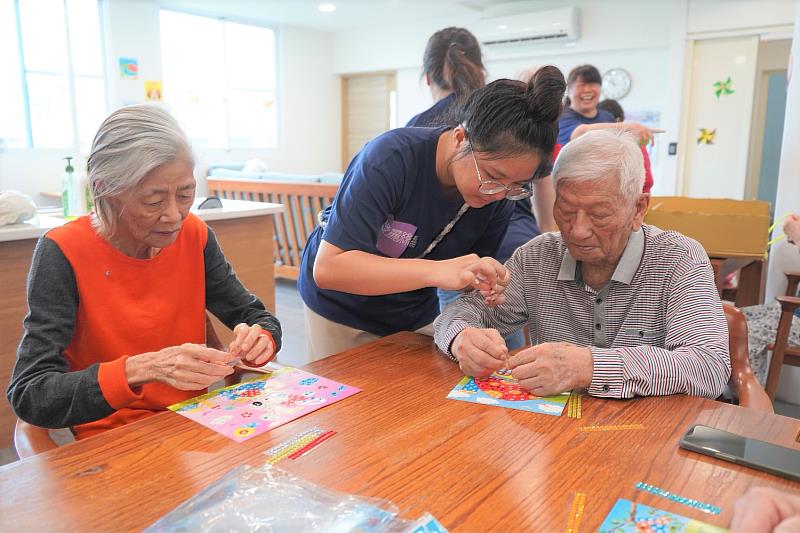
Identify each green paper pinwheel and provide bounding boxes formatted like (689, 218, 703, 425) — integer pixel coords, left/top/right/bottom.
(713, 77, 735, 99)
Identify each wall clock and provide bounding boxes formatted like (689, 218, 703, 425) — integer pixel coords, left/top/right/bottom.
(602, 68, 632, 100)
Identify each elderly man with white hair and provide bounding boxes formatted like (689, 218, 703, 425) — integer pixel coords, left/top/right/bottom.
(434, 129, 730, 399)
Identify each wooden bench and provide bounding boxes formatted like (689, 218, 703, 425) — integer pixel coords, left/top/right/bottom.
(207, 178, 339, 280)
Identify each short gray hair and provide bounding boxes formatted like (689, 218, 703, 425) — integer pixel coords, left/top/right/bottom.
(552, 129, 644, 201)
(88, 104, 193, 236)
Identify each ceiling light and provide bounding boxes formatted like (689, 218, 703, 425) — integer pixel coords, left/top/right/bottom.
(318, 3, 336, 12)
(496, 24, 508, 30)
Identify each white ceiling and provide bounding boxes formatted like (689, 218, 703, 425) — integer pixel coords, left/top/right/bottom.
(159, 0, 550, 32)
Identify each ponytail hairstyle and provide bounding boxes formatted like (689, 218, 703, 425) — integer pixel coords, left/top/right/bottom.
(564, 64, 602, 108)
(452, 65, 565, 177)
(422, 27, 486, 100)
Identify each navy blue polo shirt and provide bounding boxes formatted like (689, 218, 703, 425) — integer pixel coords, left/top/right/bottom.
(406, 93, 456, 127)
(557, 107, 615, 145)
(298, 126, 514, 336)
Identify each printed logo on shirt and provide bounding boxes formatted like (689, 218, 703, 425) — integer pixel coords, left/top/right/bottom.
(376, 216, 418, 258)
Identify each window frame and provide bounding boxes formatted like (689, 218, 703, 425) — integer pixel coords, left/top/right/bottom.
(159, 8, 281, 151)
(10, 0, 109, 150)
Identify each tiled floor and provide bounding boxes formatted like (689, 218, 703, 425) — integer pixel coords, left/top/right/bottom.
(273, 278, 308, 367)
(2, 280, 799, 467)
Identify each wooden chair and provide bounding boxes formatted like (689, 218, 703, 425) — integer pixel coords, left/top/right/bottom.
(723, 303, 773, 413)
(764, 271, 800, 401)
(14, 314, 229, 459)
(207, 178, 339, 280)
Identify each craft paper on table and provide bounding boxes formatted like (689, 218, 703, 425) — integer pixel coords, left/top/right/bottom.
(119, 57, 138, 79)
(599, 499, 727, 533)
(447, 369, 569, 416)
(168, 367, 360, 442)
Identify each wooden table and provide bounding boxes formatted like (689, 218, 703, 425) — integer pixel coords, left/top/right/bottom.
(0, 199, 282, 448)
(1, 333, 798, 531)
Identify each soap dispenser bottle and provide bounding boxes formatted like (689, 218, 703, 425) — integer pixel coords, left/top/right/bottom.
(61, 157, 75, 217)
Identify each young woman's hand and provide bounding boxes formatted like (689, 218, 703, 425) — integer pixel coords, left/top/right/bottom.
(126, 344, 236, 391)
(435, 255, 510, 306)
(461, 257, 510, 306)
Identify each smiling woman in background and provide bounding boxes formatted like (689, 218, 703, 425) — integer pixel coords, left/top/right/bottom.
(298, 66, 567, 361)
(7, 105, 282, 439)
(557, 65, 615, 145)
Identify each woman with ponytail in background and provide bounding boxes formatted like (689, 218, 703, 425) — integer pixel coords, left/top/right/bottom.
(298, 66, 566, 361)
(406, 27, 485, 128)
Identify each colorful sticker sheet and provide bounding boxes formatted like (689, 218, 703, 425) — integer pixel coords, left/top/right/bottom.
(168, 367, 360, 442)
(598, 499, 727, 533)
(446, 369, 569, 416)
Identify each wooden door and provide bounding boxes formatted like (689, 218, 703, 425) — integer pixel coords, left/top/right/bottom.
(341, 72, 396, 169)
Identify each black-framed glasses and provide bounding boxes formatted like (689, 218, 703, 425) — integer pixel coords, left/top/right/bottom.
(470, 147, 533, 201)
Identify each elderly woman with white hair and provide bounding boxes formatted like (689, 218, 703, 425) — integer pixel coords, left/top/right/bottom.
(7, 105, 282, 439)
(434, 129, 731, 399)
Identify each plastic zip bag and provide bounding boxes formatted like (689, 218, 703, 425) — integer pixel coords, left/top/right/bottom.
(145, 464, 447, 533)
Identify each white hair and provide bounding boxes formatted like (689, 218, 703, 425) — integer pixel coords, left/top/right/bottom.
(552, 129, 644, 202)
(88, 104, 193, 237)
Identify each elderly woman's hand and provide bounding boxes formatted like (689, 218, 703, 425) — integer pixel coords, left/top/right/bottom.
(126, 344, 236, 391)
(229, 323, 276, 366)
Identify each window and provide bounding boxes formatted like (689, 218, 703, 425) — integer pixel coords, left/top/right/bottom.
(1, 0, 106, 150)
(160, 10, 278, 149)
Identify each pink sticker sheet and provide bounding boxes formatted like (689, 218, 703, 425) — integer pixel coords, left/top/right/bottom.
(168, 367, 361, 442)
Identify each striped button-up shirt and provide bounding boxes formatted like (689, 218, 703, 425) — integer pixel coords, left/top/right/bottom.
(434, 224, 731, 399)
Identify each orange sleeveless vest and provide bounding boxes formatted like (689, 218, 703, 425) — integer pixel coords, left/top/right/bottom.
(46, 213, 208, 439)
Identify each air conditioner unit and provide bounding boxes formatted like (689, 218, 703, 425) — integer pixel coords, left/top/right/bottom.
(476, 7, 580, 46)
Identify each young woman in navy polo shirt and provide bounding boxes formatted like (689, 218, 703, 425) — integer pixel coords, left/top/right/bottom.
(298, 66, 566, 361)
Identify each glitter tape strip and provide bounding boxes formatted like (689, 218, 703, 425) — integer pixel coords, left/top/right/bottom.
(264, 427, 326, 465)
(578, 424, 644, 432)
(564, 492, 586, 533)
(567, 392, 582, 419)
(635, 482, 721, 515)
(287, 430, 337, 460)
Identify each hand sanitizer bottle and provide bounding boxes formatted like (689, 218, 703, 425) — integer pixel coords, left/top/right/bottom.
(61, 157, 74, 217)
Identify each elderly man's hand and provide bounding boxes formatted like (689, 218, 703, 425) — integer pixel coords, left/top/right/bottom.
(730, 486, 800, 533)
(229, 323, 276, 366)
(508, 342, 593, 396)
(126, 343, 236, 390)
(452, 327, 507, 378)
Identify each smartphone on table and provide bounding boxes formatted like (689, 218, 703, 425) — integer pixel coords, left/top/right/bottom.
(679, 424, 800, 482)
